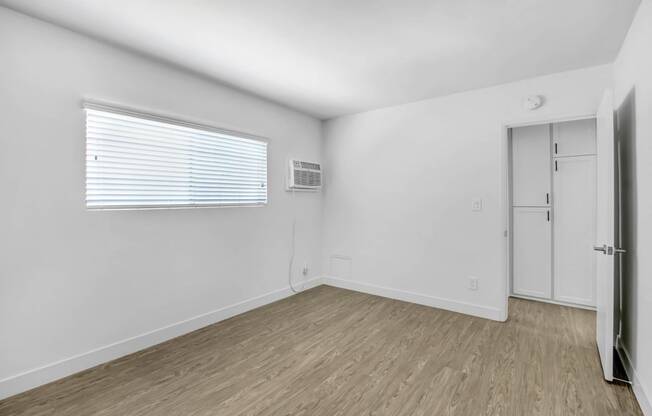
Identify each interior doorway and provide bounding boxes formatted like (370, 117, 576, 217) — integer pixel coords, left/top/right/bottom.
(507, 117, 598, 309)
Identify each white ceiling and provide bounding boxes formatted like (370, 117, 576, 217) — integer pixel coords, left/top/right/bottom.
(1, 0, 640, 119)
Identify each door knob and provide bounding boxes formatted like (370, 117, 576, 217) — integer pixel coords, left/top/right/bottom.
(614, 248, 626, 254)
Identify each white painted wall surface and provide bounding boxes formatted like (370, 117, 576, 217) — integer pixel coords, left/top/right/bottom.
(0, 8, 322, 397)
(322, 65, 612, 321)
(613, 0, 652, 413)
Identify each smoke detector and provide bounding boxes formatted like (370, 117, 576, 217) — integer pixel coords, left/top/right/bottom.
(523, 95, 544, 111)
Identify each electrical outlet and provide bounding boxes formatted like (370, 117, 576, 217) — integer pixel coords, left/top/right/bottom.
(302, 263, 309, 276)
(469, 277, 479, 291)
(471, 198, 482, 212)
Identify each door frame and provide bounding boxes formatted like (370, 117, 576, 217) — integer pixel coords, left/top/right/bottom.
(499, 112, 597, 320)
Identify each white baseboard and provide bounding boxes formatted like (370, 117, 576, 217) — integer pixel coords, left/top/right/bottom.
(510, 294, 596, 311)
(322, 276, 505, 322)
(617, 338, 652, 415)
(0, 277, 323, 401)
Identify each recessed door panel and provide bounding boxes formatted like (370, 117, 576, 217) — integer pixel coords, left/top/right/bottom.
(553, 155, 597, 306)
(512, 124, 551, 207)
(513, 207, 552, 299)
(553, 119, 597, 157)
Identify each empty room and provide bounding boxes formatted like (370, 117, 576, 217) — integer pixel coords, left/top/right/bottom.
(1, 0, 651, 415)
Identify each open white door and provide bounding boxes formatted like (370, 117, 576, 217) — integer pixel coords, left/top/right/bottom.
(594, 90, 617, 381)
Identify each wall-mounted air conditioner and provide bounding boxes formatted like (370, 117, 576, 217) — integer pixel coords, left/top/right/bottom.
(287, 159, 322, 191)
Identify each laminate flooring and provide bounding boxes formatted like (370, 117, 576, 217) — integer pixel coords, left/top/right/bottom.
(0, 285, 642, 415)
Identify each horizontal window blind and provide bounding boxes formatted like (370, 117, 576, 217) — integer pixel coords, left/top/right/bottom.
(85, 106, 267, 209)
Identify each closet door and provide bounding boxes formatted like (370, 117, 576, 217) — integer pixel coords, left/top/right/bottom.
(513, 207, 552, 299)
(512, 124, 551, 207)
(553, 155, 597, 306)
(552, 119, 597, 157)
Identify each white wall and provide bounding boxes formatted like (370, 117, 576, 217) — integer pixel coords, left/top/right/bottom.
(322, 65, 612, 321)
(0, 8, 322, 398)
(613, 0, 652, 413)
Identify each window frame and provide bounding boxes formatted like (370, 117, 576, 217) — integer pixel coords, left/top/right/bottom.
(83, 101, 269, 210)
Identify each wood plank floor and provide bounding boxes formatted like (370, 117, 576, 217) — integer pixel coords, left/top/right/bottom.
(0, 286, 642, 415)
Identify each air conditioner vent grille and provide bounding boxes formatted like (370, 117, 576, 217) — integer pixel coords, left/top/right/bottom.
(288, 159, 322, 190)
(300, 161, 320, 170)
(293, 169, 322, 187)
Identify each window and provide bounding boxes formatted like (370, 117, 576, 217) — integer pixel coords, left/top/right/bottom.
(85, 104, 267, 209)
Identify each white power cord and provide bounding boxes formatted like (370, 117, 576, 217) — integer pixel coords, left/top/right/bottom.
(288, 188, 303, 293)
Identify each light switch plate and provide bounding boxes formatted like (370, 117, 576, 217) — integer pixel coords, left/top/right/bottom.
(472, 198, 483, 212)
